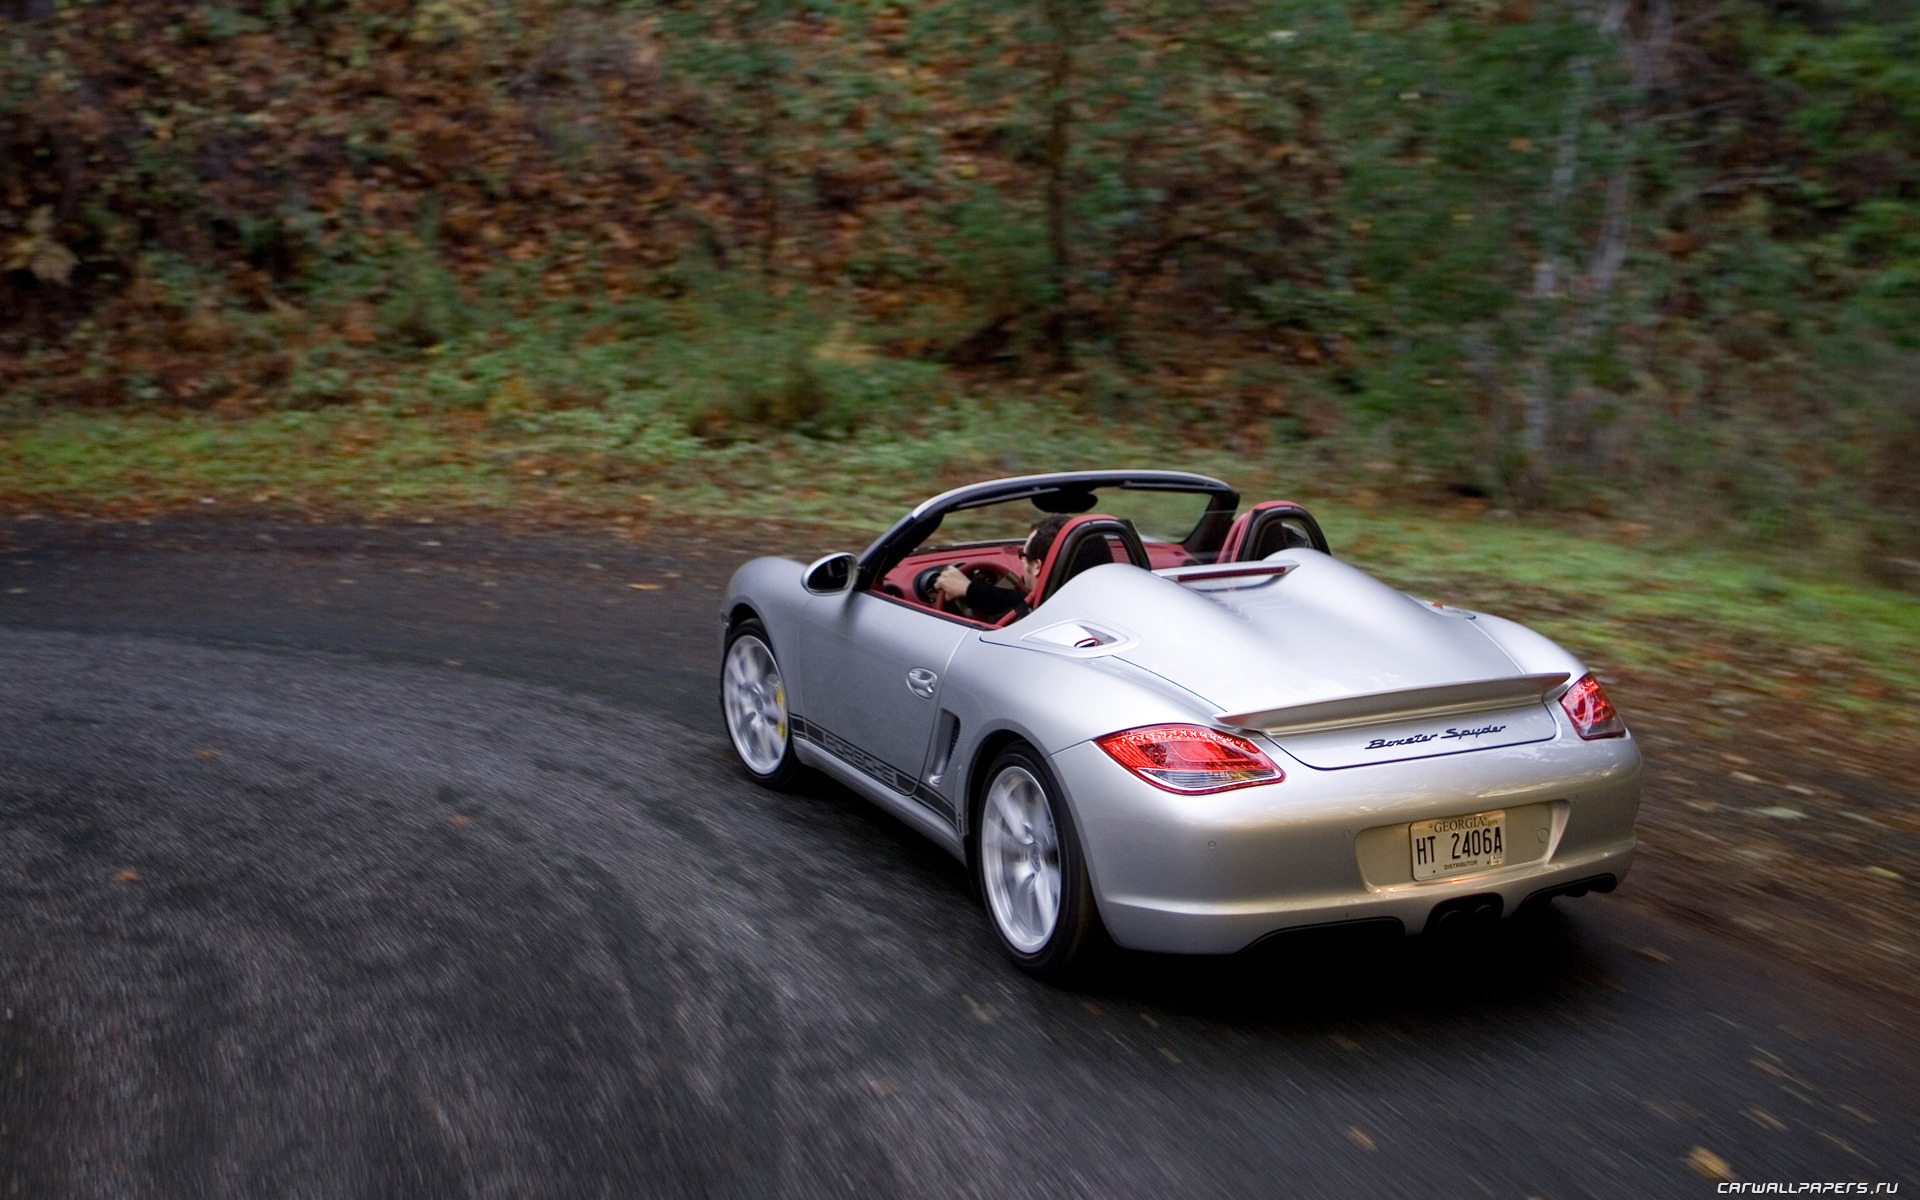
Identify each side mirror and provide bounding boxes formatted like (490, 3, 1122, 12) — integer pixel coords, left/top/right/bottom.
(803, 552, 856, 596)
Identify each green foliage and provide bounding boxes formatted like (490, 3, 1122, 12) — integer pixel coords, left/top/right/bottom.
(935, 186, 1051, 338)
(1759, 7, 1920, 343)
(2, 0, 1915, 573)
(396, 269, 946, 440)
(379, 248, 471, 349)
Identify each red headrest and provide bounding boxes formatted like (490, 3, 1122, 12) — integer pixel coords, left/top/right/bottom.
(1219, 500, 1312, 562)
(1026, 513, 1149, 608)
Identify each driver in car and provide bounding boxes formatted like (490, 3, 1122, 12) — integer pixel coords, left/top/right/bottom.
(933, 514, 1069, 621)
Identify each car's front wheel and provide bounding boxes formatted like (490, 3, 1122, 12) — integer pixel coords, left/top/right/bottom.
(721, 618, 801, 789)
(973, 744, 1107, 979)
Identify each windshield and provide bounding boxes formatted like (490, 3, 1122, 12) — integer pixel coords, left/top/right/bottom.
(918, 487, 1220, 558)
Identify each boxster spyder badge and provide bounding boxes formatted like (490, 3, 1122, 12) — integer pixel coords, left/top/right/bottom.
(1365, 723, 1508, 750)
(719, 471, 1641, 977)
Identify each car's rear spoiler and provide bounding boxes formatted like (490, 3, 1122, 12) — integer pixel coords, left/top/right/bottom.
(1218, 672, 1571, 735)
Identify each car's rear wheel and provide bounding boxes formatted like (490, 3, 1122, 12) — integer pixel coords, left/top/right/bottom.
(974, 744, 1106, 979)
(721, 618, 800, 789)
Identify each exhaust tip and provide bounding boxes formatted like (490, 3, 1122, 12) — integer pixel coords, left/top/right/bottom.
(1424, 893, 1504, 937)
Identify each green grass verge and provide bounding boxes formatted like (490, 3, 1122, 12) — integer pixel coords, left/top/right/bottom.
(5, 405, 1918, 726)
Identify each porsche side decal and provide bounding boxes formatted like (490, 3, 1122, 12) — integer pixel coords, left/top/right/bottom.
(789, 715, 957, 823)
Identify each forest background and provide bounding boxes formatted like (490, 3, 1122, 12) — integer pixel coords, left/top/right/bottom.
(3, 0, 1916, 559)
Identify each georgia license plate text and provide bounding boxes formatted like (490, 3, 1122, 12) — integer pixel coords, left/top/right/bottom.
(1410, 810, 1507, 880)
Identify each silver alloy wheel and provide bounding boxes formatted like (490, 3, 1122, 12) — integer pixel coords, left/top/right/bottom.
(723, 634, 789, 775)
(980, 764, 1062, 953)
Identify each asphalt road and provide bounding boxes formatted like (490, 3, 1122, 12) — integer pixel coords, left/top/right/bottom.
(1, 518, 1914, 1198)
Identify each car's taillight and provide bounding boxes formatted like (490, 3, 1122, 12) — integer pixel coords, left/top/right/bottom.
(1559, 673, 1626, 739)
(1094, 724, 1284, 794)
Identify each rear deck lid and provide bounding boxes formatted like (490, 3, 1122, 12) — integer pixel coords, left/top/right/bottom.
(1225, 675, 1568, 769)
(999, 554, 1574, 767)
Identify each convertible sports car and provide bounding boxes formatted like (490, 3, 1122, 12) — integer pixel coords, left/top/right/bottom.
(719, 471, 1640, 977)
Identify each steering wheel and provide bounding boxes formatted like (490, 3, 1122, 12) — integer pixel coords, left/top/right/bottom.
(912, 563, 953, 610)
(913, 562, 1022, 616)
(969, 563, 1024, 593)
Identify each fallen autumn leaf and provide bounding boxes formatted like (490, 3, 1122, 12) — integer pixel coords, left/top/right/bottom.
(1687, 1146, 1735, 1181)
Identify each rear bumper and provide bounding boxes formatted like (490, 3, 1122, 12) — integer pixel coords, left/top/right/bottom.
(1050, 732, 1642, 955)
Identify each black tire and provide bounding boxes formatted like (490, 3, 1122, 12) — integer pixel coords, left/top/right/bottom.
(720, 618, 803, 790)
(971, 743, 1109, 980)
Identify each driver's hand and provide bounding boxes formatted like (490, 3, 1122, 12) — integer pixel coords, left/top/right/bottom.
(934, 565, 970, 602)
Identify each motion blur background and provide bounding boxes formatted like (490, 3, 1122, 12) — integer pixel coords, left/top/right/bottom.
(3, 0, 1916, 559)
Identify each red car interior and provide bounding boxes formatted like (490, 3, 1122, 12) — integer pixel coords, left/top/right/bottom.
(878, 544, 1026, 600)
(879, 523, 1196, 616)
(874, 501, 1324, 624)
(1218, 500, 1323, 562)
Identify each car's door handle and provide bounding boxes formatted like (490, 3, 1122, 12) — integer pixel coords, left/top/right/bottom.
(905, 668, 938, 699)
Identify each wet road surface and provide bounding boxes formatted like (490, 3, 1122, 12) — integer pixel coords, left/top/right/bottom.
(1, 519, 1914, 1197)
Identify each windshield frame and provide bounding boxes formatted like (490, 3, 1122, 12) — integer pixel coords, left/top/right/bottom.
(854, 470, 1239, 592)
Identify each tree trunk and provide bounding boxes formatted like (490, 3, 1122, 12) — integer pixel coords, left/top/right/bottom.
(1563, 0, 1672, 462)
(753, 46, 782, 283)
(1042, 0, 1076, 373)
(1515, 0, 1608, 506)
(1513, 0, 1677, 506)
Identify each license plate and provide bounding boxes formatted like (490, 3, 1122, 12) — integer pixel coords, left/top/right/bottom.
(1410, 809, 1507, 880)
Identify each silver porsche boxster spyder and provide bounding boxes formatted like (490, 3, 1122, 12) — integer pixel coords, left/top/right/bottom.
(719, 471, 1641, 977)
